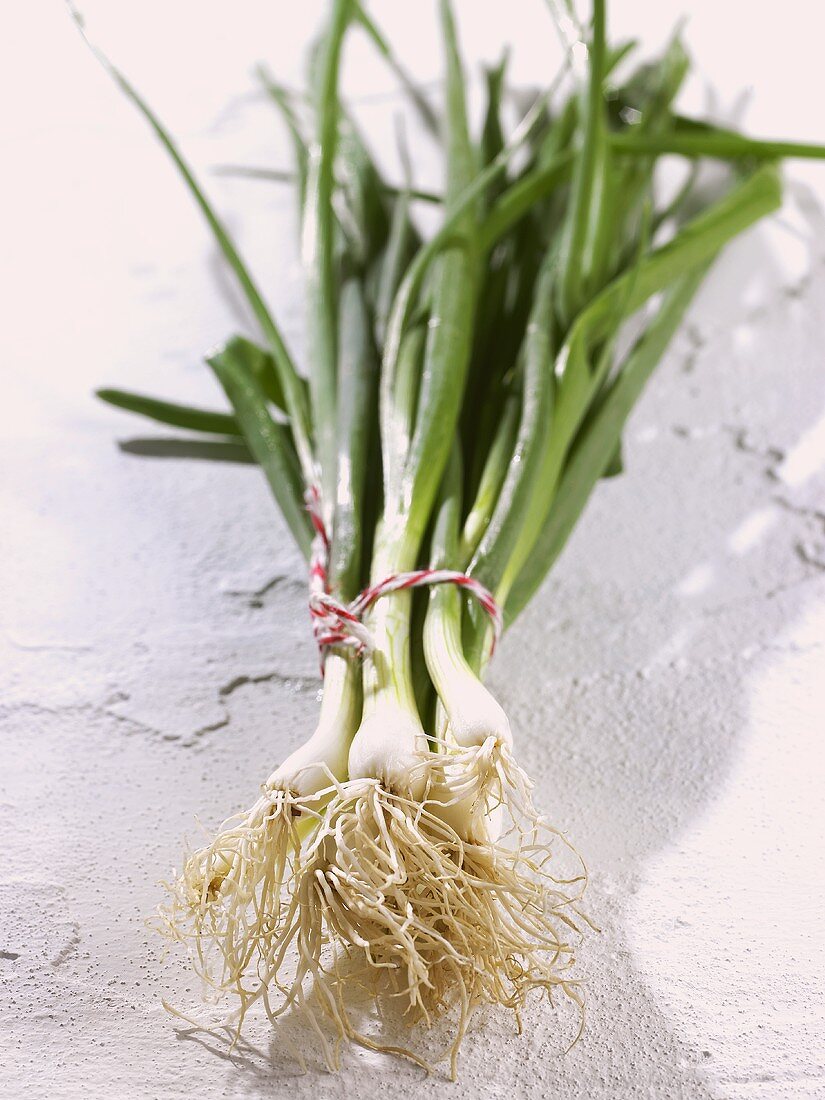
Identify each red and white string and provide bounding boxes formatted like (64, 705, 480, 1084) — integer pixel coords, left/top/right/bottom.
(305, 486, 502, 665)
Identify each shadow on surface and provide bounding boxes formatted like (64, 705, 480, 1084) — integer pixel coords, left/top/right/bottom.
(119, 437, 253, 464)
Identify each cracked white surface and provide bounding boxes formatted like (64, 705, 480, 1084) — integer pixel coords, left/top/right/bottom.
(2, 2, 825, 1097)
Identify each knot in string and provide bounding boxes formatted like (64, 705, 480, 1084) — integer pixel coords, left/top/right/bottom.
(304, 486, 503, 667)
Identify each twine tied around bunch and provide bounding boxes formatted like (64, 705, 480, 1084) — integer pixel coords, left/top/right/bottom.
(304, 486, 502, 668)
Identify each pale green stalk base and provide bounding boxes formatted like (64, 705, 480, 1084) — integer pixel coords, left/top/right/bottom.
(349, 525, 429, 796)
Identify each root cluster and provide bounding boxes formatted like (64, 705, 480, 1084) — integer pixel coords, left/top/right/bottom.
(159, 743, 589, 1076)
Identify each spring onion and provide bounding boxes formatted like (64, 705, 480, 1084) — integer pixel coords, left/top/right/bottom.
(78, 0, 825, 1078)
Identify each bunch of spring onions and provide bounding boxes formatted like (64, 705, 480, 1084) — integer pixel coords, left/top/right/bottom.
(80, 0, 825, 1077)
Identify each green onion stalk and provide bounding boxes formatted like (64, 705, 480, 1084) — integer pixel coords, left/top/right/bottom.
(78, 0, 825, 1077)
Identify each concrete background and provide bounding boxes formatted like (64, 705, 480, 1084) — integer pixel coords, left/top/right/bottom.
(2, 2, 825, 1096)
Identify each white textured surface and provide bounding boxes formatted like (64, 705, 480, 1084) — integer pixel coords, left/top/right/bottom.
(3, 3, 825, 1097)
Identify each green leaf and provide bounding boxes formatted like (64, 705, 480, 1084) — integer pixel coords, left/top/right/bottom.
(303, 0, 352, 508)
(393, 0, 479, 553)
(335, 114, 391, 270)
(561, 163, 782, 360)
(477, 151, 574, 252)
(380, 76, 553, 468)
(614, 32, 690, 131)
(479, 52, 509, 211)
(96, 388, 240, 436)
(206, 345, 312, 558)
(495, 166, 780, 612)
(256, 67, 310, 206)
(611, 130, 825, 161)
(95, 334, 298, 435)
(593, 34, 690, 284)
(374, 189, 416, 348)
(556, 0, 608, 322)
(601, 441, 623, 478)
(469, 251, 557, 592)
(70, 7, 315, 481)
(507, 267, 706, 621)
(215, 334, 296, 413)
(458, 392, 520, 565)
(331, 277, 379, 598)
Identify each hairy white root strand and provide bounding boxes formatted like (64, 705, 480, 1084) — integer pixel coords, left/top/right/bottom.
(157, 780, 333, 1004)
(272, 739, 589, 1077)
(156, 741, 589, 1077)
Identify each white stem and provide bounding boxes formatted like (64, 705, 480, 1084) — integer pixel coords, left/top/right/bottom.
(424, 590, 511, 749)
(348, 701, 427, 797)
(268, 653, 360, 796)
(348, 521, 428, 797)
